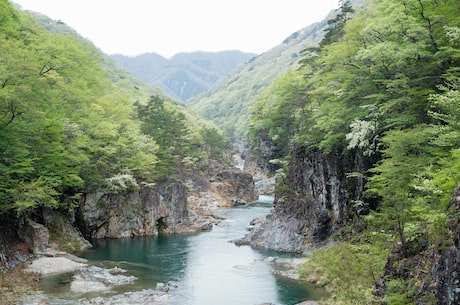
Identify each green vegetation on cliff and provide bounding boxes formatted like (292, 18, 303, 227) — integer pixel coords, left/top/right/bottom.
(0, 1, 228, 212)
(249, 0, 460, 303)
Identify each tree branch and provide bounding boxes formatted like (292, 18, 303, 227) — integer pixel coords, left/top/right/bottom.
(1, 101, 23, 130)
(417, 0, 439, 52)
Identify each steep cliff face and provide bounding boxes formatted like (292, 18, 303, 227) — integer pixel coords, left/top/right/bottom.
(78, 179, 209, 239)
(78, 169, 258, 239)
(433, 187, 460, 304)
(239, 145, 365, 252)
(280, 146, 365, 225)
(208, 170, 259, 207)
(185, 158, 259, 210)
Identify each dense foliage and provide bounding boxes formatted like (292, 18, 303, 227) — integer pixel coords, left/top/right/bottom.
(0, 1, 229, 212)
(249, 0, 460, 302)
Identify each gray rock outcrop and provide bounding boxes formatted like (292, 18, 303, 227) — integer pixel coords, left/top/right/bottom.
(433, 186, 460, 304)
(238, 145, 365, 253)
(183, 158, 259, 210)
(78, 179, 210, 238)
(89, 284, 175, 304)
(25, 256, 87, 275)
(244, 131, 283, 195)
(17, 220, 50, 254)
(71, 266, 137, 293)
(209, 170, 259, 207)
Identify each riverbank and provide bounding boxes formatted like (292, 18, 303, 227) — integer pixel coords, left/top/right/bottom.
(8, 251, 177, 305)
(10, 246, 323, 305)
(271, 256, 309, 280)
(2, 197, 328, 305)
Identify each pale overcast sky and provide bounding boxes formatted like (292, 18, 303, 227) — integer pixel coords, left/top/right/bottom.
(12, 0, 339, 58)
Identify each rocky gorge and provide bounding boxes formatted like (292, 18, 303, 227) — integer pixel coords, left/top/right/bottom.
(238, 144, 367, 253)
(3, 138, 460, 305)
(239, 139, 460, 304)
(0, 157, 260, 303)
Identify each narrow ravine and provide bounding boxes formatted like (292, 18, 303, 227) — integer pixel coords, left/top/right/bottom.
(39, 196, 326, 305)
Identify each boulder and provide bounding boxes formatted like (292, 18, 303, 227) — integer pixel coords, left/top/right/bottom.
(70, 265, 137, 293)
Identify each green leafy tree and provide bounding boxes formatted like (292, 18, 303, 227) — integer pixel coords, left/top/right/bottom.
(428, 82, 460, 202)
(319, 0, 354, 48)
(0, 1, 162, 210)
(366, 126, 443, 254)
(249, 69, 310, 156)
(136, 95, 192, 178)
(200, 125, 231, 159)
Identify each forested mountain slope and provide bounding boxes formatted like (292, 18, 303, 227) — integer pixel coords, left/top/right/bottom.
(111, 51, 256, 102)
(187, 17, 332, 139)
(246, 0, 460, 303)
(0, 0, 229, 213)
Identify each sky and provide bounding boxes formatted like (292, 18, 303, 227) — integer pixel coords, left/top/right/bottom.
(12, 0, 339, 58)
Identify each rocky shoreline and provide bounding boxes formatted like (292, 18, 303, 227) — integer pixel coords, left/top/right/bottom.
(19, 251, 177, 305)
(0, 158, 325, 305)
(17, 243, 321, 305)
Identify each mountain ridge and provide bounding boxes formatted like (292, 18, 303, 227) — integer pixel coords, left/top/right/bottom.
(187, 18, 331, 139)
(111, 50, 256, 102)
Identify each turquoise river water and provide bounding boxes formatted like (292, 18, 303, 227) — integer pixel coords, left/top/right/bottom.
(40, 195, 326, 305)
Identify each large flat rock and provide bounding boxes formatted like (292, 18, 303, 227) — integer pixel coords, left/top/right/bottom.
(25, 256, 87, 275)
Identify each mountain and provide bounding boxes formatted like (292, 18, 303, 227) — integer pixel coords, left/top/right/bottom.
(186, 17, 331, 139)
(0, 2, 235, 212)
(111, 51, 256, 102)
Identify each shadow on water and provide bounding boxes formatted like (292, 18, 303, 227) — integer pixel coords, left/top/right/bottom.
(79, 233, 197, 293)
(275, 276, 329, 305)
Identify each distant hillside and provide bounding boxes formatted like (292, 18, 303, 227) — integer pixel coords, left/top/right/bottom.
(186, 16, 332, 139)
(111, 51, 256, 102)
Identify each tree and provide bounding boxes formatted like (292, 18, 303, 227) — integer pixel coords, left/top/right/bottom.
(136, 95, 192, 178)
(249, 69, 310, 156)
(366, 126, 441, 255)
(319, 0, 354, 48)
(428, 82, 460, 202)
(0, 2, 163, 210)
(201, 125, 230, 159)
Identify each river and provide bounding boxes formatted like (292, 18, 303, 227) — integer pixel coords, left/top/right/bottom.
(40, 195, 326, 305)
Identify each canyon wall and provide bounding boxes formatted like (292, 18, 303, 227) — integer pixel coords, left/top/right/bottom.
(239, 145, 366, 252)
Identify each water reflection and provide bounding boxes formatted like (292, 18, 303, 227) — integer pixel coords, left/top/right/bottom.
(84, 234, 193, 285)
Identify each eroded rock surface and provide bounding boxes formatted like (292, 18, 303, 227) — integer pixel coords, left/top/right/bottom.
(18, 220, 49, 254)
(89, 287, 174, 305)
(78, 179, 212, 238)
(71, 266, 137, 293)
(238, 146, 365, 253)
